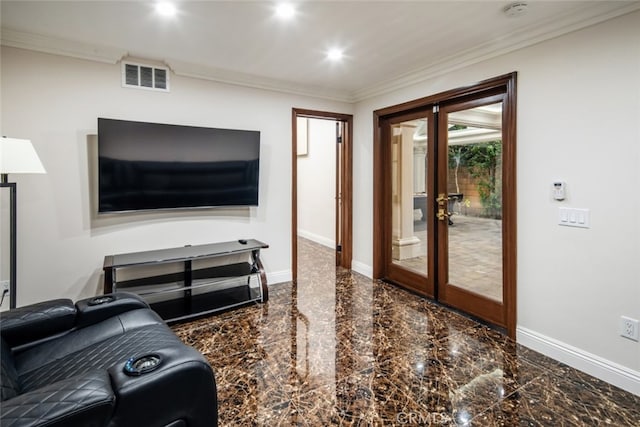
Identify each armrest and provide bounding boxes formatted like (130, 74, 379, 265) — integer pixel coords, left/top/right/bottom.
(0, 299, 76, 347)
(75, 292, 149, 329)
(107, 346, 218, 427)
(0, 370, 115, 427)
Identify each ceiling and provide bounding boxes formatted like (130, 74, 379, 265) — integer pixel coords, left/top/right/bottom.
(2, 1, 639, 102)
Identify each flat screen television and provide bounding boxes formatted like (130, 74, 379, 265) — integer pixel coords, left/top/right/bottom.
(97, 118, 260, 213)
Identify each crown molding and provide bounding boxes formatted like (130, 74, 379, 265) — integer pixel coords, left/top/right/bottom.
(165, 60, 353, 103)
(350, 2, 640, 102)
(2, 2, 638, 104)
(1, 27, 126, 64)
(0, 27, 352, 103)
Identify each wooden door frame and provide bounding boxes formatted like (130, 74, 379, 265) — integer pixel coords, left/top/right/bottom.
(373, 73, 517, 338)
(292, 108, 353, 282)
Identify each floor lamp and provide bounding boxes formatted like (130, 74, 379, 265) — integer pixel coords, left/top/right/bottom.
(0, 137, 46, 309)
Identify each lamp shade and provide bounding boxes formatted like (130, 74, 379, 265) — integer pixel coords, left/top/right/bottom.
(0, 137, 46, 174)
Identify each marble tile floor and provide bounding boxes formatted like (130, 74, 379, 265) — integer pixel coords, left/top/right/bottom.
(172, 239, 639, 426)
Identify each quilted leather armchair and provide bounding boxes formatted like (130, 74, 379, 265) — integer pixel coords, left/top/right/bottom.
(0, 293, 217, 427)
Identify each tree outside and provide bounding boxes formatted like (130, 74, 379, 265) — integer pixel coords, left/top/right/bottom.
(448, 132, 502, 219)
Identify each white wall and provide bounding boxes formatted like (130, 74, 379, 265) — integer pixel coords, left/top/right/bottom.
(297, 118, 336, 247)
(0, 47, 352, 306)
(351, 11, 640, 392)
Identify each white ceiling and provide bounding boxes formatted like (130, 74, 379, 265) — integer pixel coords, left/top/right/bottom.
(2, 1, 639, 102)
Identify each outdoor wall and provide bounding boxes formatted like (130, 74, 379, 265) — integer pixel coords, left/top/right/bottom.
(297, 118, 336, 248)
(0, 46, 352, 307)
(447, 161, 503, 218)
(351, 11, 640, 393)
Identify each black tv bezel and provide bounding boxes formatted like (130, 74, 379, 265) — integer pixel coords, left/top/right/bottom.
(96, 118, 260, 214)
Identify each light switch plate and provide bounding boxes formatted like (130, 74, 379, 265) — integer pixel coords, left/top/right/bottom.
(559, 207, 590, 228)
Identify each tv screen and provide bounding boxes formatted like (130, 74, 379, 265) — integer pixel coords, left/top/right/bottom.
(97, 118, 260, 213)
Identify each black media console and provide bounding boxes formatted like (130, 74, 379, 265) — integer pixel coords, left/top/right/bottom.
(103, 239, 268, 322)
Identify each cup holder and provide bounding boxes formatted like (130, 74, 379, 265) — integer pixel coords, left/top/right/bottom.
(88, 296, 114, 306)
(123, 354, 162, 376)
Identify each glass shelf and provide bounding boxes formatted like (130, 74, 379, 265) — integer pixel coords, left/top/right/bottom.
(103, 239, 268, 322)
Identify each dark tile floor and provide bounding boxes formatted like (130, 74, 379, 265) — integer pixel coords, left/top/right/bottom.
(172, 239, 640, 426)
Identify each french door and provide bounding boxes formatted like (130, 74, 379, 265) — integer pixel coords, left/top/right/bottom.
(373, 74, 516, 337)
(380, 109, 436, 297)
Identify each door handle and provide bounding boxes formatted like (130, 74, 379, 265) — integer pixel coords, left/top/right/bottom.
(436, 193, 449, 206)
(437, 209, 449, 221)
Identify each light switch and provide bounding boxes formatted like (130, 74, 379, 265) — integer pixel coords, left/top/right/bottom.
(560, 209, 569, 223)
(559, 207, 590, 228)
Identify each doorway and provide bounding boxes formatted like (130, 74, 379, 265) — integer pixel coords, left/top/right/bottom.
(292, 109, 353, 283)
(373, 73, 517, 337)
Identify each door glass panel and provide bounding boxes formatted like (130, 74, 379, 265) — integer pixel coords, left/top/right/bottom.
(391, 117, 428, 275)
(447, 103, 503, 302)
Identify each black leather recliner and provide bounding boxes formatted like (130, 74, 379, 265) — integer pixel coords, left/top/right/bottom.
(0, 292, 217, 427)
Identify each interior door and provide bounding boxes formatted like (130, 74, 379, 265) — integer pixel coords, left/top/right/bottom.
(292, 109, 353, 282)
(437, 95, 508, 326)
(381, 109, 435, 297)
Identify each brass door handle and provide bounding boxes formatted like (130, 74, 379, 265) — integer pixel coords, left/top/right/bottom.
(437, 209, 449, 221)
(436, 193, 449, 206)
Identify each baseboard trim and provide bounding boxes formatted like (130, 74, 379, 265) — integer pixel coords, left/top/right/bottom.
(266, 270, 291, 285)
(351, 260, 373, 279)
(297, 230, 335, 249)
(517, 326, 640, 396)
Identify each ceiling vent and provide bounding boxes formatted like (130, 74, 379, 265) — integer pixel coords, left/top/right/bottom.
(122, 62, 170, 92)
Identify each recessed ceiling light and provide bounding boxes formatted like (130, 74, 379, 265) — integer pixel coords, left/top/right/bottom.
(275, 3, 295, 20)
(327, 48, 344, 61)
(156, 2, 177, 17)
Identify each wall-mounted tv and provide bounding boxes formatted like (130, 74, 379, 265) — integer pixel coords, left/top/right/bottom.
(97, 118, 260, 213)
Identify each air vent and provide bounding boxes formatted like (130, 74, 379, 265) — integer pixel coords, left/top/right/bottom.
(122, 62, 170, 92)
